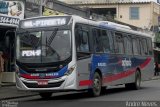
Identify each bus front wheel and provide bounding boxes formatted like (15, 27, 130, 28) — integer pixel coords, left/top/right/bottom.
(39, 92, 52, 99)
(88, 72, 102, 97)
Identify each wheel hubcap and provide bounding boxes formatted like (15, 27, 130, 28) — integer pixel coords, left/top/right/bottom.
(136, 74, 141, 87)
(94, 78, 100, 92)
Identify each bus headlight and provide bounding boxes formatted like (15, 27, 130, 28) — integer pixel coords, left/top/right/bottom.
(65, 65, 76, 75)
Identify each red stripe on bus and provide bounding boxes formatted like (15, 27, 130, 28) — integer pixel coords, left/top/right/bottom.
(79, 80, 93, 86)
(139, 58, 151, 69)
(103, 68, 135, 83)
(103, 57, 151, 83)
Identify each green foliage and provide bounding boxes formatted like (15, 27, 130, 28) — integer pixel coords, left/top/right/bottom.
(155, 32, 160, 43)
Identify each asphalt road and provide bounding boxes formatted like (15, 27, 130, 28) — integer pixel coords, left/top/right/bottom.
(3, 79, 160, 107)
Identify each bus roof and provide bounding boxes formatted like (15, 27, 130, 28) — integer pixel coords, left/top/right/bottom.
(71, 15, 152, 38)
(20, 15, 152, 38)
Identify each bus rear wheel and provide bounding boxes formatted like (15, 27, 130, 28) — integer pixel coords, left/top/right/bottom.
(39, 92, 52, 99)
(89, 72, 102, 97)
(125, 71, 141, 90)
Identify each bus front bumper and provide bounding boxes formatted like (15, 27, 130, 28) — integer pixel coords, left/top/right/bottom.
(16, 74, 77, 92)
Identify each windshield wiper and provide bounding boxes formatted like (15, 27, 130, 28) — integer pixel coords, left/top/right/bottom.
(47, 28, 58, 46)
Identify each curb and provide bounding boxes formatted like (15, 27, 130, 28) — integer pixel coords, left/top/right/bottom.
(0, 85, 39, 100)
(1, 84, 16, 87)
(0, 94, 39, 100)
(151, 76, 160, 80)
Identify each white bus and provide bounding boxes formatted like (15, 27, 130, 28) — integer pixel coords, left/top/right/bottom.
(15, 15, 154, 98)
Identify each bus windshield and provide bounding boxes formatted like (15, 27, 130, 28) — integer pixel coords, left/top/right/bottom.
(16, 29, 71, 63)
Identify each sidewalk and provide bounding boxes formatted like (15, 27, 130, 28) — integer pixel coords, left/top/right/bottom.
(152, 75, 160, 80)
(0, 84, 38, 100)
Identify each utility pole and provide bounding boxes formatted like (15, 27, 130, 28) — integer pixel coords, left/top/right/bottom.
(39, 0, 43, 16)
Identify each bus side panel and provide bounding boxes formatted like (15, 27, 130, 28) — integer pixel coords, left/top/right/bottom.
(77, 58, 92, 90)
(102, 55, 154, 86)
(140, 57, 154, 81)
(90, 54, 115, 87)
(102, 54, 134, 86)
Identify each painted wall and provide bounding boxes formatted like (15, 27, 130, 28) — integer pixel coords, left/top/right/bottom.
(116, 2, 160, 29)
(116, 3, 152, 29)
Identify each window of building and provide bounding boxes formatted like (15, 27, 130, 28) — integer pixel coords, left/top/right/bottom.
(130, 7, 139, 20)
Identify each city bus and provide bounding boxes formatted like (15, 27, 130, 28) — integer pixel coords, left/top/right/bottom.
(15, 15, 154, 98)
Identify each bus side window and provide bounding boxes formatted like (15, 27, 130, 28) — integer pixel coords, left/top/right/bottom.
(139, 39, 144, 55)
(99, 30, 110, 53)
(124, 36, 133, 55)
(115, 32, 125, 54)
(94, 29, 103, 53)
(147, 38, 153, 55)
(75, 24, 90, 52)
(132, 37, 140, 55)
(143, 38, 148, 55)
(107, 31, 114, 53)
(80, 31, 89, 52)
(140, 38, 148, 55)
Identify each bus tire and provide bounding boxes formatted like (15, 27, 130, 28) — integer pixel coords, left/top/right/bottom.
(101, 86, 107, 94)
(39, 92, 52, 99)
(125, 71, 141, 90)
(88, 72, 102, 97)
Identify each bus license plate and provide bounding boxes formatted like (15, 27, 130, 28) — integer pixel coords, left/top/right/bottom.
(37, 81, 48, 86)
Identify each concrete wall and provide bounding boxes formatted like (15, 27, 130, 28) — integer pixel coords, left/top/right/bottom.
(152, 2, 160, 27)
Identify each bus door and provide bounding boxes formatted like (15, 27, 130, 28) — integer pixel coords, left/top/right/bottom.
(4, 30, 16, 72)
(75, 24, 92, 88)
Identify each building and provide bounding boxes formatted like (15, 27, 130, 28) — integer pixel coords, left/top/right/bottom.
(70, 1, 160, 30)
(59, 0, 133, 4)
(25, 0, 90, 18)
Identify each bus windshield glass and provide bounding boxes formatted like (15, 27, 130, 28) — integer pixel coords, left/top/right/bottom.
(16, 29, 71, 63)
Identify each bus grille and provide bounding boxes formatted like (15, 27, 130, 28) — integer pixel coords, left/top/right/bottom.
(23, 80, 64, 88)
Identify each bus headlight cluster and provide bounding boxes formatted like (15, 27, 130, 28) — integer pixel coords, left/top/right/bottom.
(65, 65, 76, 76)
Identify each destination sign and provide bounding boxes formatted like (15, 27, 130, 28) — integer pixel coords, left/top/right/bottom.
(20, 16, 71, 28)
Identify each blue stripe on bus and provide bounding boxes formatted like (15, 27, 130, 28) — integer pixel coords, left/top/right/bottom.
(19, 65, 68, 79)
